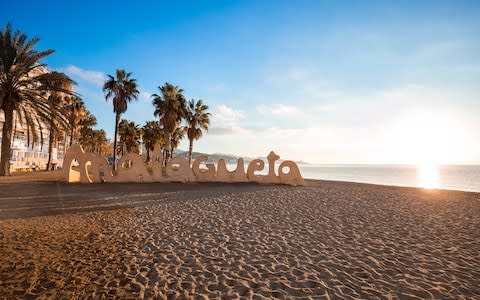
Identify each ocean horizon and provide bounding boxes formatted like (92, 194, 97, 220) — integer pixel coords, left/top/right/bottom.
(297, 164, 480, 193)
(223, 161, 480, 192)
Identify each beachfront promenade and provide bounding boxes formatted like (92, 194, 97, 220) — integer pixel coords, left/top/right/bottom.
(1, 179, 479, 298)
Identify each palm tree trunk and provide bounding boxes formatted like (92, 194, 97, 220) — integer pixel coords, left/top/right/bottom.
(188, 138, 194, 166)
(163, 131, 171, 167)
(69, 124, 75, 147)
(146, 149, 150, 163)
(46, 121, 54, 171)
(0, 107, 14, 176)
(11, 112, 16, 149)
(113, 113, 120, 170)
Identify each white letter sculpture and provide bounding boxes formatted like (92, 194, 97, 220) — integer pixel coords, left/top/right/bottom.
(62, 145, 306, 186)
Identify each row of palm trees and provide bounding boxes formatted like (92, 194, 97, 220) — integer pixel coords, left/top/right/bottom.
(0, 23, 211, 175)
(116, 118, 191, 163)
(102, 73, 211, 169)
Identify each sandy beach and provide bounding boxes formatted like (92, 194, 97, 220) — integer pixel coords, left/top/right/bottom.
(0, 179, 479, 299)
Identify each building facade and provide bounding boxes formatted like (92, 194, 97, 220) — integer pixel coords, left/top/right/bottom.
(0, 111, 67, 172)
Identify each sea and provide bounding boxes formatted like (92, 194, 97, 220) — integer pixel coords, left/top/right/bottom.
(297, 164, 480, 193)
(221, 161, 480, 193)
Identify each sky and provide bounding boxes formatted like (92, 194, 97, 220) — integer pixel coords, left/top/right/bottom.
(2, 0, 480, 164)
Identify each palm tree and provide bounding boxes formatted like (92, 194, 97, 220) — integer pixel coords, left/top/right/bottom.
(92, 129, 108, 155)
(118, 119, 142, 155)
(170, 126, 186, 158)
(142, 121, 164, 162)
(0, 23, 74, 175)
(103, 69, 139, 170)
(78, 127, 95, 152)
(64, 96, 86, 147)
(78, 111, 97, 135)
(152, 83, 187, 165)
(96, 133, 112, 157)
(42, 71, 75, 170)
(75, 108, 99, 154)
(186, 99, 210, 165)
(78, 128, 108, 155)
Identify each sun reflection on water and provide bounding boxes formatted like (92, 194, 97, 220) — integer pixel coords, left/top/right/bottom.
(418, 163, 440, 189)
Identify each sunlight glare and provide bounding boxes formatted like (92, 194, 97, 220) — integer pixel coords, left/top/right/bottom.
(418, 163, 439, 189)
(385, 110, 473, 165)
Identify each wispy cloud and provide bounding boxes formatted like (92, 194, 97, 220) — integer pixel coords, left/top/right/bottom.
(62, 65, 106, 87)
(209, 104, 250, 136)
(211, 104, 244, 126)
(139, 90, 152, 102)
(208, 126, 250, 136)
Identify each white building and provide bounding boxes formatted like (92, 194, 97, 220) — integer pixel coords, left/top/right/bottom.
(0, 110, 66, 172)
(0, 65, 71, 172)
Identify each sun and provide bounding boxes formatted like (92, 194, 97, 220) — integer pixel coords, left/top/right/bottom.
(418, 162, 439, 189)
(382, 109, 475, 189)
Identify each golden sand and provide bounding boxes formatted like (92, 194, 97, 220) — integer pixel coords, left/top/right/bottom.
(0, 180, 479, 298)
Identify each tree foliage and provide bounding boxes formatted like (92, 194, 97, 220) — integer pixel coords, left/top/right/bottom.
(0, 23, 75, 175)
(103, 69, 139, 169)
(152, 82, 186, 163)
(186, 99, 210, 164)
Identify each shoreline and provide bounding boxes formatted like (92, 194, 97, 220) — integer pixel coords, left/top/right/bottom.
(308, 178, 480, 195)
(1, 171, 480, 195)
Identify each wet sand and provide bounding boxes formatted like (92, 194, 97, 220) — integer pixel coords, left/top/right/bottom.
(0, 179, 479, 299)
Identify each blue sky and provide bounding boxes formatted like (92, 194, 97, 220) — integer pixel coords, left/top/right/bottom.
(3, 0, 480, 164)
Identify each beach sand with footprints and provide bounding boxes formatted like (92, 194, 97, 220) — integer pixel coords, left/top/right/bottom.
(0, 178, 479, 299)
